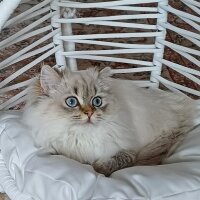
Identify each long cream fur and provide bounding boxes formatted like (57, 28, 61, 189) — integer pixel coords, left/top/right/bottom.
(22, 65, 199, 166)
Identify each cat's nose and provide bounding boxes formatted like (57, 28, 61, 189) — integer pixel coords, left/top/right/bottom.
(84, 110, 94, 118)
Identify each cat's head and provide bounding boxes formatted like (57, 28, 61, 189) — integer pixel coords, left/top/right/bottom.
(34, 65, 115, 126)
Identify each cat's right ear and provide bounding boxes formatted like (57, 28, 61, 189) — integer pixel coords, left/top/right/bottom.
(40, 65, 61, 93)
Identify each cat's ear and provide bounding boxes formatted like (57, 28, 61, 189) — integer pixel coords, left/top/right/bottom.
(99, 67, 112, 79)
(98, 67, 112, 91)
(40, 65, 61, 93)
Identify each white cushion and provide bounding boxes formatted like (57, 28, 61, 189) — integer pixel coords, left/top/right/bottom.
(0, 111, 200, 200)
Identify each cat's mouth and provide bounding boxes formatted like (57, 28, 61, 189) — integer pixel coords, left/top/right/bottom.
(86, 118, 94, 124)
(74, 116, 98, 125)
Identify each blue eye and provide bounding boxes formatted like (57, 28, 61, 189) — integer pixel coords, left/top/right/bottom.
(92, 96, 102, 107)
(65, 96, 78, 108)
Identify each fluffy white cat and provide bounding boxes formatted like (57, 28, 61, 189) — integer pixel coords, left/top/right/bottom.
(22, 65, 199, 176)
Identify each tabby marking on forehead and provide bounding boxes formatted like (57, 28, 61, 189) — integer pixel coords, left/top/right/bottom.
(73, 77, 96, 102)
(74, 87, 78, 95)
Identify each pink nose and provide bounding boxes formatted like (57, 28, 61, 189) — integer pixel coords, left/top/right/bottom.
(84, 110, 94, 118)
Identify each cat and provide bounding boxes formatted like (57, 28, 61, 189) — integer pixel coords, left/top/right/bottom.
(22, 65, 199, 176)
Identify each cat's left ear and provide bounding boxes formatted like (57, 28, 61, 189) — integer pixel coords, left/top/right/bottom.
(99, 67, 112, 79)
(40, 65, 61, 93)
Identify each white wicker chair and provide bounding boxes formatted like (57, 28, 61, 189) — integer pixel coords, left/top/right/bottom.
(0, 0, 199, 199)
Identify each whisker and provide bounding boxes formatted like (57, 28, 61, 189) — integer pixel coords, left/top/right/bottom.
(96, 117, 103, 120)
(71, 119, 82, 122)
(101, 118, 130, 132)
(72, 115, 81, 119)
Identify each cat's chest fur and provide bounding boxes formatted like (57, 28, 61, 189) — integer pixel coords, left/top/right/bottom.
(33, 120, 136, 164)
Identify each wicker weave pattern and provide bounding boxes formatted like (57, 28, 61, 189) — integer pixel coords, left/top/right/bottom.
(0, 0, 199, 199)
(0, 0, 199, 110)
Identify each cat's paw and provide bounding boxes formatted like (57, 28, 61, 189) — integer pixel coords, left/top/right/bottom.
(92, 159, 115, 177)
(92, 150, 137, 176)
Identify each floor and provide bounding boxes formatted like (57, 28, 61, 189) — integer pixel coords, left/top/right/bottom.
(0, 195, 3, 200)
